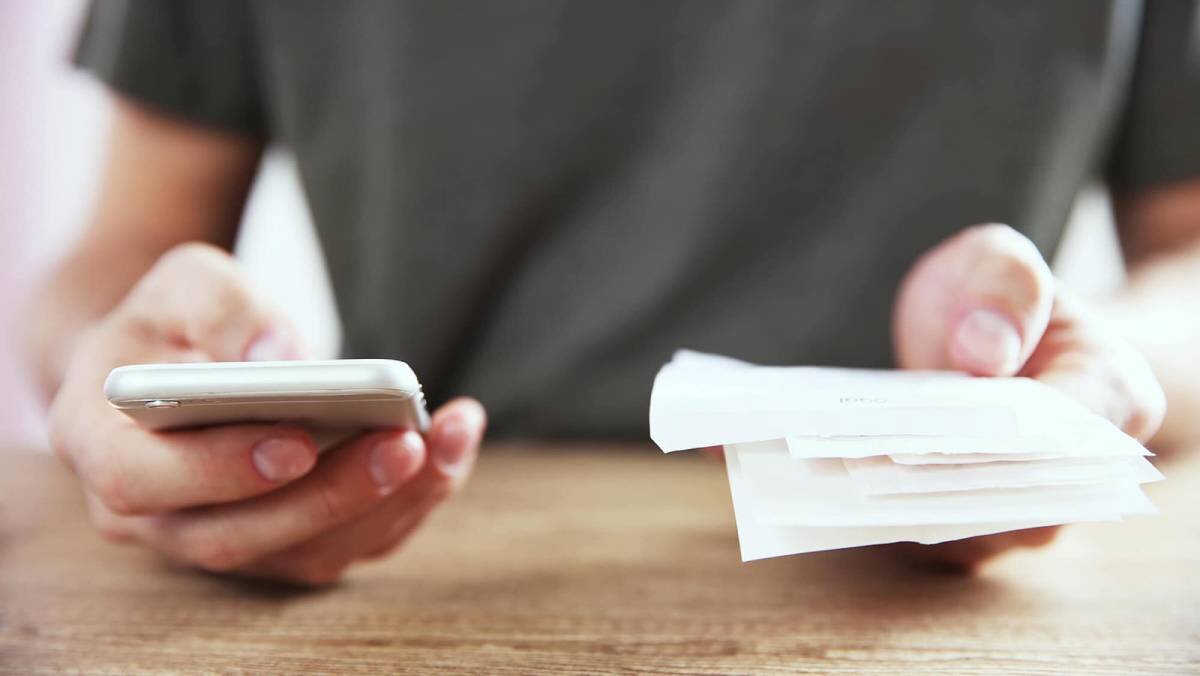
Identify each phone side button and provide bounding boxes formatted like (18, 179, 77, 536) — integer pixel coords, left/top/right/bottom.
(144, 400, 181, 409)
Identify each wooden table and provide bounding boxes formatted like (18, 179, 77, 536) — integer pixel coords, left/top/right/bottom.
(2, 444, 1198, 674)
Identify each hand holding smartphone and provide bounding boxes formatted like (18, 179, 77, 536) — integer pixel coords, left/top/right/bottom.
(47, 244, 481, 585)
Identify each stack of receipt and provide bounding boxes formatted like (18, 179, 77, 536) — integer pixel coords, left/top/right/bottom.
(650, 350, 1162, 561)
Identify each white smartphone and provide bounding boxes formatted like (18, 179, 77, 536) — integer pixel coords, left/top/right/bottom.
(105, 360, 430, 446)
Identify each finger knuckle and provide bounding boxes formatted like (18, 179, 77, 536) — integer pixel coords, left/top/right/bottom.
(186, 277, 257, 342)
(1095, 342, 1168, 441)
(209, 271, 255, 315)
(84, 494, 130, 541)
(169, 521, 250, 572)
(158, 241, 231, 272)
(314, 475, 359, 525)
(109, 301, 168, 346)
(184, 429, 257, 496)
(1125, 377, 1167, 442)
(138, 243, 226, 298)
(89, 510, 132, 543)
(974, 255, 1051, 320)
(998, 252, 1046, 293)
(123, 244, 250, 339)
(46, 402, 79, 466)
(86, 461, 139, 517)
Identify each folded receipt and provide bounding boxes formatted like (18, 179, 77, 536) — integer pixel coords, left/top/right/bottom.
(650, 350, 1161, 561)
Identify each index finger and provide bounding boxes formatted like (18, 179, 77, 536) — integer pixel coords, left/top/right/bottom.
(69, 415, 319, 515)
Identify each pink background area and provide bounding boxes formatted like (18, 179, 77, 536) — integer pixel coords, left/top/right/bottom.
(0, 0, 102, 449)
(0, 0, 51, 446)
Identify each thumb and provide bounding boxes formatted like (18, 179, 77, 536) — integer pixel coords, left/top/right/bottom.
(893, 224, 1054, 376)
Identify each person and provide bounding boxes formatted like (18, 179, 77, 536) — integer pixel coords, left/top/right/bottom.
(24, 0, 1200, 585)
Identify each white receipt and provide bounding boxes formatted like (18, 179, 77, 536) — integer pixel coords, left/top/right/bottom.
(843, 454, 1163, 495)
(724, 445, 1065, 561)
(734, 441, 1155, 527)
(651, 351, 1126, 454)
(650, 350, 1161, 561)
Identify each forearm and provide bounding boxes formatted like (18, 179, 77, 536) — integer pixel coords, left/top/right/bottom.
(1107, 181, 1200, 452)
(1101, 243, 1200, 452)
(24, 97, 264, 400)
(24, 236, 164, 400)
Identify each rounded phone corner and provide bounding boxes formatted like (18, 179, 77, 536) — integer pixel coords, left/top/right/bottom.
(102, 365, 134, 405)
(361, 359, 421, 394)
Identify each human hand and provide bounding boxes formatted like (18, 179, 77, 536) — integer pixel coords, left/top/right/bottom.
(49, 243, 486, 585)
(889, 224, 1164, 569)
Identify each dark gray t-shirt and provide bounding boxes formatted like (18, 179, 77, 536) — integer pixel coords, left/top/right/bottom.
(77, 1, 1200, 439)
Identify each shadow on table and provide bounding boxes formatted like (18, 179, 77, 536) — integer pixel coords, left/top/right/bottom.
(185, 568, 343, 600)
(734, 542, 1017, 617)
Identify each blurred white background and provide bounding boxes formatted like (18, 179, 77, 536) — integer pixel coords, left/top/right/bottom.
(0, 0, 1120, 449)
(0, 0, 339, 448)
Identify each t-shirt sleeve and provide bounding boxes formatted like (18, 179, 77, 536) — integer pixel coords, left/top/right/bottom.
(1107, 0, 1200, 190)
(74, 0, 267, 137)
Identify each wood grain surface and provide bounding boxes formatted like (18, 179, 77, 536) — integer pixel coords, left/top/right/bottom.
(1, 443, 1197, 674)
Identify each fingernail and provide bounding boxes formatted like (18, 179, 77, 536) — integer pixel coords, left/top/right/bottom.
(433, 418, 473, 476)
(369, 431, 424, 495)
(252, 438, 316, 483)
(952, 309, 1022, 375)
(244, 329, 305, 362)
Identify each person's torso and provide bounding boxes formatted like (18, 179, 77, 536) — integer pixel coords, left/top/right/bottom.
(247, 0, 1141, 438)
